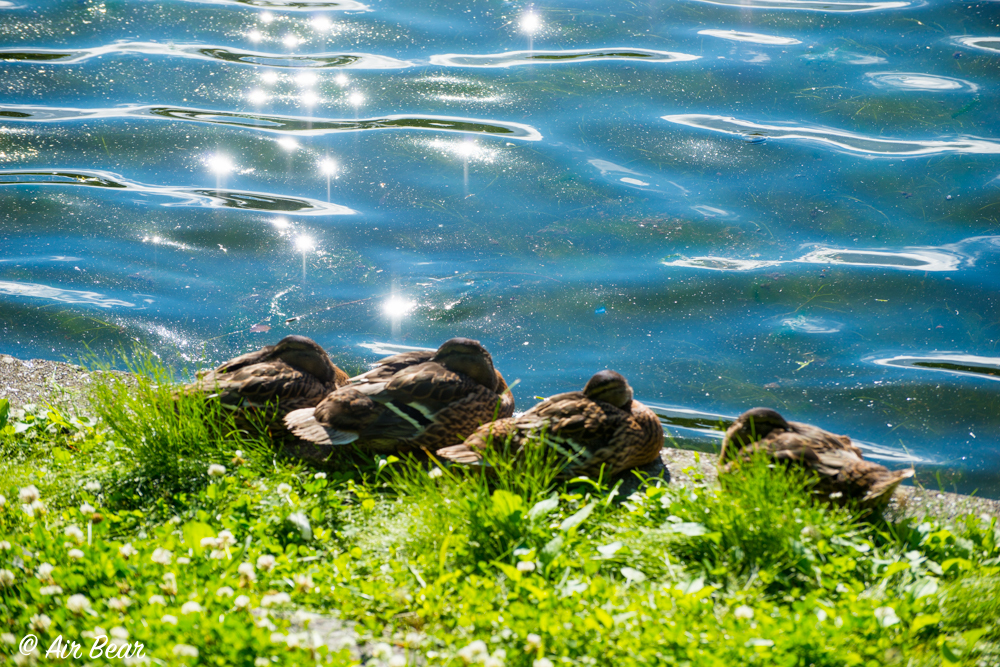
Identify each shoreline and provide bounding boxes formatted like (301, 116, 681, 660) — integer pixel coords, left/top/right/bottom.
(3, 352, 998, 520)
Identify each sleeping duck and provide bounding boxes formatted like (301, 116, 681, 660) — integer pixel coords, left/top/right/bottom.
(284, 337, 514, 455)
(437, 370, 664, 480)
(720, 407, 914, 509)
(179, 335, 349, 434)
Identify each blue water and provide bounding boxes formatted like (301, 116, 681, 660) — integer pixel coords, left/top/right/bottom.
(2, 0, 999, 495)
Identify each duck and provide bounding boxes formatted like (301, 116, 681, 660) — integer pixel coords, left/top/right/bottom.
(719, 407, 914, 509)
(283, 337, 514, 455)
(436, 370, 664, 480)
(179, 335, 350, 434)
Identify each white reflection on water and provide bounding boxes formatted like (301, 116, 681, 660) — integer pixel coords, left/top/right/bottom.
(872, 353, 1000, 383)
(664, 244, 972, 272)
(358, 341, 435, 357)
(430, 48, 699, 68)
(662, 114, 1000, 157)
(0, 281, 135, 308)
(383, 297, 416, 319)
(953, 36, 1000, 54)
(685, 0, 910, 11)
(698, 29, 801, 45)
(780, 315, 843, 334)
(866, 72, 978, 92)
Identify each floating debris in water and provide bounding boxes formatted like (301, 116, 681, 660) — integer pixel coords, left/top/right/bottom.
(594, 306, 606, 315)
(742, 134, 767, 144)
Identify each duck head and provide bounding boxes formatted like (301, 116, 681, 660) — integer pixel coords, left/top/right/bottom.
(728, 407, 790, 447)
(271, 335, 337, 382)
(433, 338, 498, 391)
(583, 370, 633, 409)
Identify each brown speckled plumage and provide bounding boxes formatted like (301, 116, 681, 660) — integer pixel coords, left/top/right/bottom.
(720, 407, 914, 509)
(179, 335, 349, 434)
(284, 338, 514, 454)
(437, 370, 664, 480)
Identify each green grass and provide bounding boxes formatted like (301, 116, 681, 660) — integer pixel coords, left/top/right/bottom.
(0, 358, 999, 666)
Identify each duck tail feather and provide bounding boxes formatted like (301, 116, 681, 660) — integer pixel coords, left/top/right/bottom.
(284, 408, 357, 446)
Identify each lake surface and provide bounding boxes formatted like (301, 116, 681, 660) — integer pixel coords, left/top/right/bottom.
(2, 0, 999, 495)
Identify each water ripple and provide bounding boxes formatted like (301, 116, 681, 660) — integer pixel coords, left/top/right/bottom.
(0, 280, 135, 308)
(429, 48, 699, 68)
(661, 114, 1000, 157)
(664, 244, 968, 272)
(0, 169, 355, 215)
(866, 72, 979, 92)
(697, 29, 802, 46)
(0, 42, 409, 69)
(178, 0, 369, 10)
(685, 0, 910, 11)
(0, 104, 543, 141)
(872, 354, 1000, 382)
(953, 36, 1000, 54)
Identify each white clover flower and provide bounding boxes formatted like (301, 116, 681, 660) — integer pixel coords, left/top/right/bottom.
(162, 615, 178, 625)
(260, 592, 291, 607)
(388, 655, 407, 667)
(457, 640, 489, 664)
(80, 502, 95, 515)
(19, 485, 40, 503)
(148, 595, 166, 606)
(257, 554, 276, 571)
(200, 537, 219, 549)
(217, 530, 236, 548)
(734, 605, 754, 620)
(371, 642, 394, 660)
(314, 472, 326, 480)
(151, 548, 172, 565)
(293, 573, 313, 592)
(269, 632, 286, 644)
(68, 548, 85, 560)
(816, 608, 828, 622)
(276, 483, 292, 495)
(483, 657, 504, 667)
(172, 643, 198, 657)
(107, 596, 131, 611)
(111, 627, 129, 640)
(874, 606, 900, 627)
(181, 601, 202, 615)
(254, 659, 270, 667)
(516, 560, 536, 573)
(0, 569, 15, 587)
(238, 562, 257, 583)
(0, 541, 10, 550)
(176, 557, 191, 565)
(212, 586, 233, 598)
(234, 595, 250, 609)
(160, 572, 178, 596)
(0, 495, 5, 508)
(30, 499, 47, 515)
(119, 543, 137, 559)
(30, 613, 51, 632)
(209, 550, 226, 560)
(428, 467, 443, 479)
(40, 585, 64, 596)
(1, 632, 15, 644)
(37, 562, 55, 581)
(526, 633, 542, 647)
(208, 464, 226, 477)
(533, 659, 554, 667)
(65, 525, 85, 544)
(234, 450, 244, 459)
(66, 594, 91, 614)
(84, 480, 102, 492)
